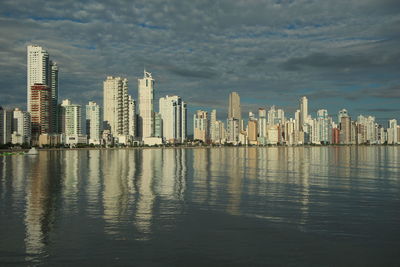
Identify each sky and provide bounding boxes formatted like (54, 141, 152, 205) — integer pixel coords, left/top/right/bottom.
(0, 0, 399, 129)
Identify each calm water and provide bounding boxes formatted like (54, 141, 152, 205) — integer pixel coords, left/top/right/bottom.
(1, 146, 400, 266)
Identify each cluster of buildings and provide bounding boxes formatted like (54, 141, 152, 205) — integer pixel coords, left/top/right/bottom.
(0, 45, 187, 147)
(0, 45, 399, 147)
(193, 93, 400, 145)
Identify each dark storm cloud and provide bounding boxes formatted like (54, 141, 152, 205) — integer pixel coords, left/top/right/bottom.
(0, 0, 399, 122)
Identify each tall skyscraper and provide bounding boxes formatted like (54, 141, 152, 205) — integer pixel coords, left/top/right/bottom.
(300, 96, 308, 129)
(103, 76, 129, 136)
(210, 109, 217, 142)
(50, 61, 59, 132)
(128, 95, 136, 138)
(194, 110, 208, 142)
(138, 70, 155, 139)
(388, 119, 398, 144)
(27, 45, 50, 112)
(0, 107, 12, 145)
(159, 95, 187, 143)
(339, 111, 351, 144)
(258, 108, 267, 138)
(228, 92, 241, 130)
(30, 84, 51, 137)
(86, 101, 101, 144)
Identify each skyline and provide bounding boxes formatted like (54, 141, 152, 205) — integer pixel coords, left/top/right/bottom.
(0, 0, 399, 125)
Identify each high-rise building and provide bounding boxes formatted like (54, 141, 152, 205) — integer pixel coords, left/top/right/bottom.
(103, 76, 129, 136)
(128, 95, 136, 138)
(60, 99, 82, 136)
(248, 120, 258, 145)
(138, 70, 155, 139)
(86, 101, 101, 144)
(300, 96, 308, 129)
(0, 107, 13, 145)
(194, 110, 208, 142)
(339, 111, 351, 144)
(27, 45, 50, 112)
(214, 120, 226, 144)
(227, 118, 240, 143)
(159, 95, 187, 143)
(50, 61, 59, 132)
(30, 84, 51, 137)
(210, 109, 217, 142)
(12, 108, 31, 144)
(388, 119, 398, 144)
(228, 92, 241, 130)
(258, 108, 267, 139)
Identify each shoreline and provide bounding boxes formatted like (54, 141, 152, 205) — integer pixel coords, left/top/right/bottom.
(1, 144, 400, 153)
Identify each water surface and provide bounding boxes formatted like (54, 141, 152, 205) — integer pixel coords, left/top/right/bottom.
(1, 147, 399, 266)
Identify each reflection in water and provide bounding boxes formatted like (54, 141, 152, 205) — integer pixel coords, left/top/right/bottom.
(24, 152, 61, 262)
(0, 147, 399, 265)
(62, 150, 79, 212)
(86, 150, 101, 217)
(102, 149, 134, 236)
(135, 149, 155, 238)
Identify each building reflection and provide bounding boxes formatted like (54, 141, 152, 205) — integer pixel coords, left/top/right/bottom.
(134, 149, 156, 239)
(226, 148, 244, 216)
(86, 150, 101, 218)
(102, 149, 134, 236)
(62, 150, 79, 212)
(24, 151, 61, 262)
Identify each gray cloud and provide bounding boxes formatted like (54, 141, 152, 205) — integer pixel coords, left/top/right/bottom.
(0, 0, 399, 126)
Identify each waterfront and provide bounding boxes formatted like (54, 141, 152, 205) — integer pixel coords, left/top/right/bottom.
(1, 146, 399, 266)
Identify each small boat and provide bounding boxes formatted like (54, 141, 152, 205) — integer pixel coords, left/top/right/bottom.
(26, 147, 39, 155)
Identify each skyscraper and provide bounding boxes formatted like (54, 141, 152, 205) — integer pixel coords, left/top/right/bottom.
(159, 95, 187, 143)
(128, 95, 136, 138)
(258, 108, 267, 139)
(86, 101, 101, 144)
(103, 76, 129, 136)
(0, 107, 12, 145)
(50, 61, 59, 132)
(228, 92, 241, 130)
(138, 70, 155, 139)
(300, 96, 308, 129)
(27, 45, 49, 112)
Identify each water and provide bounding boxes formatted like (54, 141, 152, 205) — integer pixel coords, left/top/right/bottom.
(0, 146, 399, 266)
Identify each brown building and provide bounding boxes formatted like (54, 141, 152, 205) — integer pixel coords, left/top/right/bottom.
(248, 120, 258, 145)
(31, 84, 52, 138)
(332, 128, 340, 144)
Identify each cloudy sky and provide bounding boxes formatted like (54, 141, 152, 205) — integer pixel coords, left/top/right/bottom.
(1, 0, 399, 128)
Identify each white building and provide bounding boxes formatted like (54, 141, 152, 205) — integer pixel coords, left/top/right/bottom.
(227, 118, 240, 143)
(258, 108, 267, 138)
(388, 119, 398, 144)
(12, 108, 31, 144)
(103, 76, 129, 136)
(86, 101, 101, 144)
(27, 45, 49, 112)
(267, 125, 279, 144)
(300, 96, 308, 129)
(60, 99, 84, 145)
(159, 95, 187, 143)
(138, 70, 155, 139)
(194, 110, 208, 142)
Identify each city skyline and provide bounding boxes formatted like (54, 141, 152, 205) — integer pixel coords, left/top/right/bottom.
(0, 0, 399, 126)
